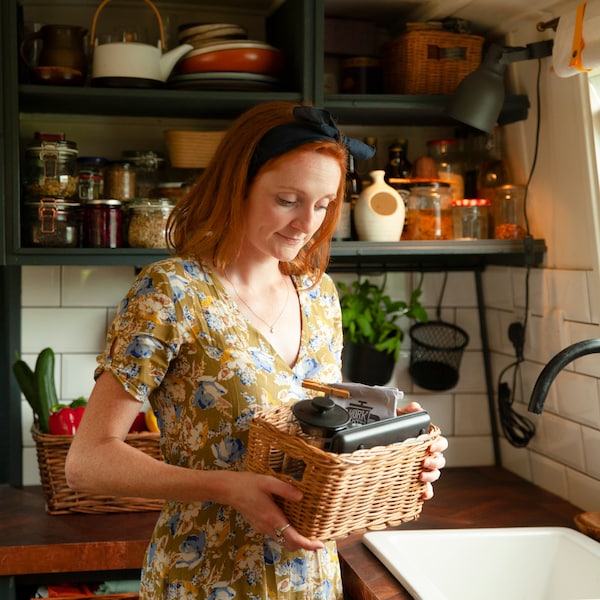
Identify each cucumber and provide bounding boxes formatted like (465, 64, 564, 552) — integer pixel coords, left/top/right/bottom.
(34, 347, 59, 433)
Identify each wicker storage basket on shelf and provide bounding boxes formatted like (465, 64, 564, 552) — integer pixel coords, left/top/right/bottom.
(246, 403, 440, 540)
(31, 424, 163, 515)
(382, 27, 484, 95)
(164, 129, 226, 169)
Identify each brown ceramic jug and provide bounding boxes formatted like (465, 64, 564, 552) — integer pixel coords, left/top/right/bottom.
(20, 24, 88, 77)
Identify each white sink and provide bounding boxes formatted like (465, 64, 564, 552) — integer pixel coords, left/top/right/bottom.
(362, 527, 600, 600)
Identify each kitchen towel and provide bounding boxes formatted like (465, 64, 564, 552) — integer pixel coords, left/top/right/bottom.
(553, 1, 600, 77)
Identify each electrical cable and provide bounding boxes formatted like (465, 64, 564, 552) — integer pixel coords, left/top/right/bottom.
(496, 57, 543, 448)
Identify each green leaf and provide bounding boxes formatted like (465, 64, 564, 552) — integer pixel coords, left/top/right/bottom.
(337, 277, 428, 358)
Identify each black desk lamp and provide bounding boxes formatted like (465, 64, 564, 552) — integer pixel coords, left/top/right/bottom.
(447, 40, 554, 133)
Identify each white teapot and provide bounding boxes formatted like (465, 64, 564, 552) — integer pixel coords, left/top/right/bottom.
(90, 0, 192, 86)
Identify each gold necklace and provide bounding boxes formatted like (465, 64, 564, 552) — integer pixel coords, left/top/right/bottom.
(225, 271, 291, 334)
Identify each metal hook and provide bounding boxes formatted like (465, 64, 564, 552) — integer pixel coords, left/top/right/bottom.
(537, 17, 559, 32)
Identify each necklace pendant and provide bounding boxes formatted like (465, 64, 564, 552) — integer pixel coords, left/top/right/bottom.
(270, 326, 274, 333)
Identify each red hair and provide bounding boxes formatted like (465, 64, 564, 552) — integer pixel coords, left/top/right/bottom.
(167, 101, 348, 283)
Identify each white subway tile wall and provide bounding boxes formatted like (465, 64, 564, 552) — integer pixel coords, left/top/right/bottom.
(18, 264, 600, 512)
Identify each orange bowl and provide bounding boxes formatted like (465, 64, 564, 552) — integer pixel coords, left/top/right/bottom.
(174, 47, 284, 77)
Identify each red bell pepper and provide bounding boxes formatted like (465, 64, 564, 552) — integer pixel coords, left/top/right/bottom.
(48, 398, 86, 435)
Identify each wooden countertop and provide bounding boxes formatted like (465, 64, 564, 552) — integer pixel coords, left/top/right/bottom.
(0, 467, 583, 598)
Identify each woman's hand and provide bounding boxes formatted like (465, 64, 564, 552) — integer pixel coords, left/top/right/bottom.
(397, 401, 448, 500)
(222, 471, 325, 552)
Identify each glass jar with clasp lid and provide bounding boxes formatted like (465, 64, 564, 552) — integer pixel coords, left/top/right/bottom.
(23, 198, 82, 247)
(126, 197, 175, 248)
(23, 132, 79, 199)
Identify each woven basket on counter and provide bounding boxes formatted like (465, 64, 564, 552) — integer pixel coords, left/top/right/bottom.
(383, 28, 484, 95)
(246, 403, 440, 540)
(31, 424, 164, 515)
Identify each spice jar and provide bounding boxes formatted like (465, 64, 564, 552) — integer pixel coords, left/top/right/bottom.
(77, 156, 107, 202)
(104, 161, 136, 202)
(83, 199, 123, 248)
(122, 150, 165, 197)
(404, 180, 453, 240)
(494, 184, 527, 240)
(23, 133, 79, 198)
(452, 199, 490, 240)
(126, 197, 175, 248)
(23, 198, 81, 247)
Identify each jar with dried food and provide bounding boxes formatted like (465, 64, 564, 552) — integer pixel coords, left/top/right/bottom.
(405, 180, 453, 240)
(494, 184, 527, 239)
(104, 161, 136, 201)
(23, 198, 82, 247)
(126, 197, 175, 248)
(23, 132, 79, 198)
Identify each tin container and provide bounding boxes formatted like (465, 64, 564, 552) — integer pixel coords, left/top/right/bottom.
(83, 198, 123, 248)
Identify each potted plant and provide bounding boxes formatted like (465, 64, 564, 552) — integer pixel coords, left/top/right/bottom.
(338, 277, 428, 385)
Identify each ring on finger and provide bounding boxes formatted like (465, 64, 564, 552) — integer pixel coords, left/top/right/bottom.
(274, 523, 291, 538)
(276, 534, 286, 545)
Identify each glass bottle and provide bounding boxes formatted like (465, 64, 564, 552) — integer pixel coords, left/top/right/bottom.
(384, 139, 412, 190)
(476, 128, 511, 234)
(426, 138, 464, 202)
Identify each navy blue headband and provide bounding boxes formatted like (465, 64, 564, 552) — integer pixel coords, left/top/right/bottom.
(248, 106, 376, 181)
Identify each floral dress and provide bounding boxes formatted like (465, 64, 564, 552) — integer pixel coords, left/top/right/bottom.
(95, 257, 345, 599)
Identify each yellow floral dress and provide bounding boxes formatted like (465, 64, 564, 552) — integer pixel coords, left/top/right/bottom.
(95, 257, 345, 599)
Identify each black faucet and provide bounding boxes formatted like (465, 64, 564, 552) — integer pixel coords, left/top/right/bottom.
(529, 338, 600, 414)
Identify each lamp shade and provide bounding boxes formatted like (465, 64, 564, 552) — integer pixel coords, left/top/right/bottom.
(447, 44, 507, 133)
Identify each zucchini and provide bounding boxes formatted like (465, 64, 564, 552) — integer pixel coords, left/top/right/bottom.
(12, 356, 45, 430)
(34, 347, 59, 433)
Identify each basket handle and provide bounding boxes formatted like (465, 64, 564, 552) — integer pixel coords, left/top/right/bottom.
(90, 0, 166, 49)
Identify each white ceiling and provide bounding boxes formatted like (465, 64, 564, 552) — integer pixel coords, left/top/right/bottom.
(323, 0, 582, 36)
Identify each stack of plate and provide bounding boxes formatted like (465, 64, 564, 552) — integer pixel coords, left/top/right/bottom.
(169, 22, 284, 91)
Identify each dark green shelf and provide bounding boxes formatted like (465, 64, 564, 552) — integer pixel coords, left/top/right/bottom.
(9, 239, 546, 271)
(18, 86, 529, 125)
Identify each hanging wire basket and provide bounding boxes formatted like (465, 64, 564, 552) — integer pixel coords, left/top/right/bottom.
(409, 320, 469, 390)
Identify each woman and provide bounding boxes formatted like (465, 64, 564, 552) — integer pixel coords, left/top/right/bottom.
(66, 101, 447, 599)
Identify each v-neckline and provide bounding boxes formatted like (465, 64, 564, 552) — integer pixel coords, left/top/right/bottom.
(207, 264, 305, 369)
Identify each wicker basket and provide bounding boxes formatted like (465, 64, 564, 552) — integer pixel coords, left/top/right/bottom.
(246, 404, 440, 540)
(382, 28, 484, 95)
(164, 129, 226, 169)
(31, 424, 164, 515)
